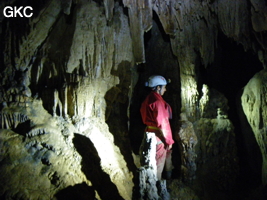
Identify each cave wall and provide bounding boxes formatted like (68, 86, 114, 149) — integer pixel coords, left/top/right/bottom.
(125, 0, 266, 197)
(0, 0, 267, 199)
(0, 1, 136, 200)
(242, 69, 267, 185)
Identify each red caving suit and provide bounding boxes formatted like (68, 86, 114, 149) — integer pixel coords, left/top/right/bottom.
(140, 91, 174, 180)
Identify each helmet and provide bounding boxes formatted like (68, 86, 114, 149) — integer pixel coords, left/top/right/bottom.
(145, 75, 168, 88)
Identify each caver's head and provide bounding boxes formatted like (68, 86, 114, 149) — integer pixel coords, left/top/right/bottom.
(145, 75, 170, 96)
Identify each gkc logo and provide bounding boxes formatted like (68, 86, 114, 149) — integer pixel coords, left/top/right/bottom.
(3, 6, 33, 18)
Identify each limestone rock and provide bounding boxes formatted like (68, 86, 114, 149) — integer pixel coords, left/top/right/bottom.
(174, 113, 198, 183)
(0, 100, 89, 200)
(241, 69, 267, 185)
(138, 132, 158, 199)
(195, 116, 239, 191)
(0, 1, 135, 199)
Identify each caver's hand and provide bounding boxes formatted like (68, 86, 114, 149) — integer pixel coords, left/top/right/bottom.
(163, 141, 168, 149)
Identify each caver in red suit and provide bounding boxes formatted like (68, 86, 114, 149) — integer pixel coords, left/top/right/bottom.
(140, 75, 174, 180)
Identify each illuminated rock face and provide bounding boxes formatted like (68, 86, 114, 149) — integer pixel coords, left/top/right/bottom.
(0, 1, 135, 200)
(242, 69, 267, 185)
(0, 101, 90, 199)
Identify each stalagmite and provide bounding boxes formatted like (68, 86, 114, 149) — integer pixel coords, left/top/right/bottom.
(175, 113, 198, 183)
(139, 132, 158, 199)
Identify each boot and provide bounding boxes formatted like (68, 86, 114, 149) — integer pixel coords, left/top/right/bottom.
(156, 180, 170, 200)
(165, 171, 172, 180)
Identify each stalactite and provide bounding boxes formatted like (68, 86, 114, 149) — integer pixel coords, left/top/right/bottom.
(152, 0, 177, 35)
(104, 0, 114, 22)
(140, 0, 153, 32)
(126, 4, 145, 63)
(250, 0, 267, 33)
(216, 0, 251, 49)
(61, 0, 72, 15)
(15, 1, 61, 69)
(0, 112, 29, 129)
(26, 128, 49, 138)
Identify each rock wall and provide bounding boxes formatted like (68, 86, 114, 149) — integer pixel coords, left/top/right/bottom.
(0, 1, 135, 200)
(242, 69, 267, 186)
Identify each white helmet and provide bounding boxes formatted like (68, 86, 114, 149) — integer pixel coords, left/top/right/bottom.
(145, 75, 168, 88)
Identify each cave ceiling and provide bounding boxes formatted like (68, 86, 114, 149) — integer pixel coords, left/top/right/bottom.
(1, 0, 267, 67)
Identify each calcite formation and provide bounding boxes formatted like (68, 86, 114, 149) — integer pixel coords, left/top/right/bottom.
(242, 69, 267, 185)
(0, 1, 135, 200)
(138, 132, 158, 200)
(175, 113, 198, 183)
(0, 99, 90, 199)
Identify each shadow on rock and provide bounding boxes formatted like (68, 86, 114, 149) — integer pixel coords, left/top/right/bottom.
(55, 182, 95, 200)
(73, 133, 124, 200)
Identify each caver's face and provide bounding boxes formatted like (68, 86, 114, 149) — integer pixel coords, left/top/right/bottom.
(157, 85, 166, 96)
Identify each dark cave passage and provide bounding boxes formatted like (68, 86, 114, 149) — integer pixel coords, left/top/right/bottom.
(200, 32, 263, 190)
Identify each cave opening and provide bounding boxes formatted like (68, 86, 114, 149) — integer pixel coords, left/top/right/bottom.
(200, 32, 263, 190)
